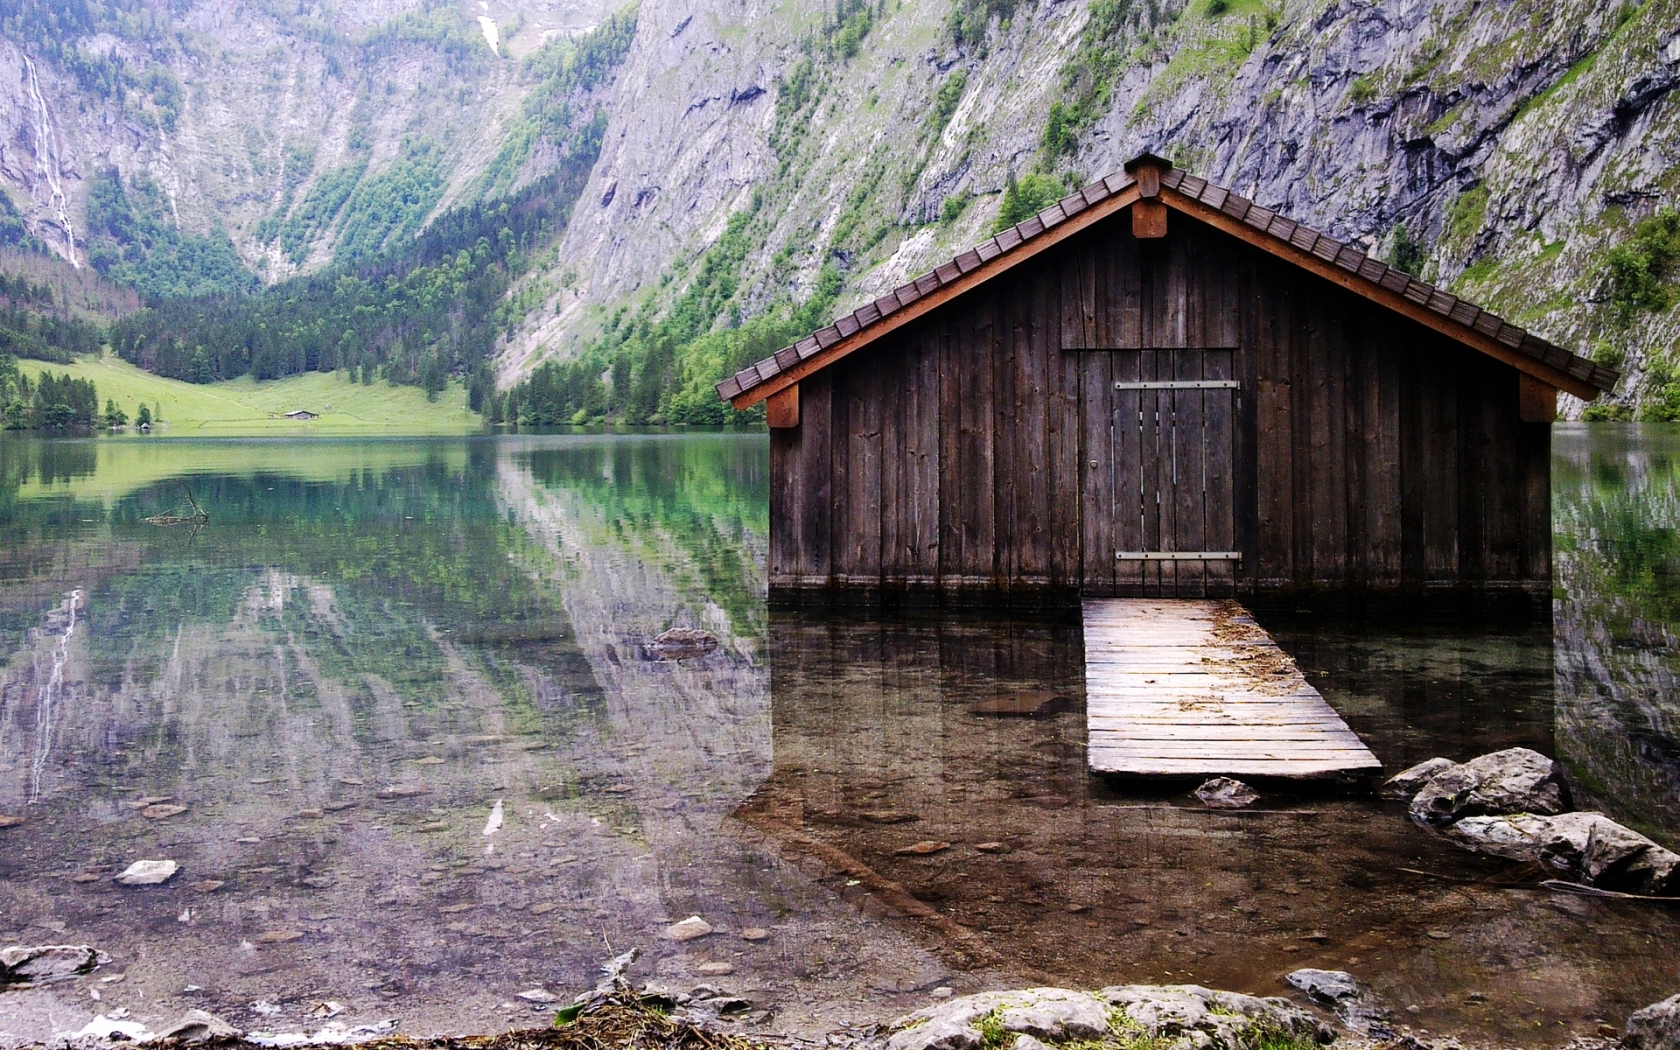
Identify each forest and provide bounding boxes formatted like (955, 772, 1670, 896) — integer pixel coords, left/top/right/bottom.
(0, 354, 100, 429)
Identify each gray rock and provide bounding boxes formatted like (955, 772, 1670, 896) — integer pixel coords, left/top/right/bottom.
(1283, 969, 1392, 1035)
(1102, 984, 1331, 1049)
(889, 1018, 983, 1050)
(1382, 758, 1459, 800)
(0, 944, 109, 985)
(155, 1009, 243, 1042)
(1616, 843, 1680, 897)
(996, 989, 1112, 1041)
(1626, 994, 1680, 1050)
(115, 859, 179, 885)
(886, 989, 1111, 1050)
(1584, 819, 1680, 894)
(1407, 748, 1567, 825)
(1194, 777, 1259, 809)
(666, 915, 713, 941)
(1533, 812, 1611, 873)
(887, 984, 1331, 1050)
(1283, 969, 1361, 1002)
(1440, 811, 1679, 894)
(1442, 814, 1555, 862)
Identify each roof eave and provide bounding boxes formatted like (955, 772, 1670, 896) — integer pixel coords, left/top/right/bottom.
(724, 182, 1144, 410)
(1158, 185, 1613, 401)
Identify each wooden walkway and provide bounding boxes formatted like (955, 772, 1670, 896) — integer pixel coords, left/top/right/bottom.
(1083, 599, 1382, 779)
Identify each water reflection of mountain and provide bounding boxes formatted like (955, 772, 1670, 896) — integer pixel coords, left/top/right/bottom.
(1554, 424, 1680, 846)
(0, 449, 608, 812)
(0, 434, 964, 1043)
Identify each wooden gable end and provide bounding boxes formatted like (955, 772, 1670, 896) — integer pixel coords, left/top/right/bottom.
(722, 157, 1616, 414)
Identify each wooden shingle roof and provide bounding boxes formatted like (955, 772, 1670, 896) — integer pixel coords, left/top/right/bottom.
(717, 156, 1618, 407)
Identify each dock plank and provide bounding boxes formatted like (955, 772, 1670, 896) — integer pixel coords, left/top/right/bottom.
(1084, 598, 1381, 778)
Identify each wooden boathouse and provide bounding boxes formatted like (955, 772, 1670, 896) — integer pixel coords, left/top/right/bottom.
(717, 155, 1618, 602)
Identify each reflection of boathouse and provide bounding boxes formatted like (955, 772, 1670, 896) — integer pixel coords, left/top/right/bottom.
(718, 155, 1618, 600)
(738, 609, 1564, 989)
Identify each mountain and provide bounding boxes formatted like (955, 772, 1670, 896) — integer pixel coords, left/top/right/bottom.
(2, 0, 1677, 418)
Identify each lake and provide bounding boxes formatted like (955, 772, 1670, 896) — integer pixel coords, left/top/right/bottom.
(0, 426, 1675, 1046)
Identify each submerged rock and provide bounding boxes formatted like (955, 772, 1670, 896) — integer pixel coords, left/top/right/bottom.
(895, 840, 952, 856)
(969, 691, 1071, 717)
(115, 859, 178, 886)
(1407, 748, 1568, 825)
(644, 627, 719, 661)
(375, 784, 431, 800)
(1284, 969, 1392, 1035)
(1382, 757, 1458, 800)
(860, 810, 920, 824)
(0, 944, 109, 985)
(665, 916, 714, 942)
(1194, 777, 1259, 809)
(1626, 994, 1680, 1050)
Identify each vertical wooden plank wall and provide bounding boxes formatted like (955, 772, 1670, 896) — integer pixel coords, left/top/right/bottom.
(769, 213, 1552, 599)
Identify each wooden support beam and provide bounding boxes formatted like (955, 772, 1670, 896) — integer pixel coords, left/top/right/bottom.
(1125, 153, 1167, 197)
(767, 383, 800, 429)
(1519, 374, 1558, 423)
(1133, 200, 1168, 239)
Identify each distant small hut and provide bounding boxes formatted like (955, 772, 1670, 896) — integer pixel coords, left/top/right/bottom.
(285, 409, 319, 420)
(717, 154, 1619, 603)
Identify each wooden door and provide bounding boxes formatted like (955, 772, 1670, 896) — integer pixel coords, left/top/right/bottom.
(1083, 349, 1237, 597)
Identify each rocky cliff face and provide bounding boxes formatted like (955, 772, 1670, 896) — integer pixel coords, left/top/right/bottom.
(5, 0, 1678, 412)
(0, 0, 617, 282)
(503, 0, 1680, 414)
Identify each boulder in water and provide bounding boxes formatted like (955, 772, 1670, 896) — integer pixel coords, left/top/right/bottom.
(1194, 777, 1259, 809)
(1407, 747, 1567, 825)
(1442, 811, 1680, 894)
(1626, 994, 1680, 1050)
(0, 944, 109, 986)
(1381, 757, 1457, 801)
(1283, 969, 1392, 1035)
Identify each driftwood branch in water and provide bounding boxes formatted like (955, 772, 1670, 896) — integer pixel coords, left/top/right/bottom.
(1542, 879, 1680, 903)
(146, 486, 209, 528)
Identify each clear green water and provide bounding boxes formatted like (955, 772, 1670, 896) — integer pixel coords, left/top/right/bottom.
(0, 427, 1674, 1046)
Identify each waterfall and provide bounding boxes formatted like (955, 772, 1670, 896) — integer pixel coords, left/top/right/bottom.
(21, 53, 79, 268)
(28, 589, 83, 804)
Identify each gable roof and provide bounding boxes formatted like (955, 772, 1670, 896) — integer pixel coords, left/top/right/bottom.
(717, 155, 1618, 407)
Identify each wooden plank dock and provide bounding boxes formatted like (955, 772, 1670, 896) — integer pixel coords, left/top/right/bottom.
(1084, 599, 1382, 778)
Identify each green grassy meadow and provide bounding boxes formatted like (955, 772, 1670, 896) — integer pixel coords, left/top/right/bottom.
(18, 355, 482, 436)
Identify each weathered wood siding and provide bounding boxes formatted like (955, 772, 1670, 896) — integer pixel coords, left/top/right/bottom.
(769, 212, 1551, 599)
